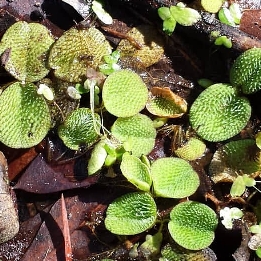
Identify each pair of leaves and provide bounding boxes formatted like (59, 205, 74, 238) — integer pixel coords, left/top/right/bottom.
(158, 3, 201, 35)
(120, 154, 200, 198)
(105, 196, 218, 251)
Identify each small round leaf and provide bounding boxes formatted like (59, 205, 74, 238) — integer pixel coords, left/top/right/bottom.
(168, 201, 218, 250)
(111, 113, 156, 157)
(151, 157, 199, 198)
(230, 48, 261, 94)
(105, 192, 157, 235)
(48, 27, 112, 82)
(58, 108, 100, 150)
(189, 84, 251, 142)
(0, 82, 51, 148)
(146, 87, 187, 118)
(0, 21, 54, 82)
(120, 152, 152, 192)
(102, 70, 149, 117)
(174, 137, 206, 161)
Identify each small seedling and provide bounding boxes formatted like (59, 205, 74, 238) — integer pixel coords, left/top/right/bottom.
(219, 207, 243, 229)
(158, 2, 201, 35)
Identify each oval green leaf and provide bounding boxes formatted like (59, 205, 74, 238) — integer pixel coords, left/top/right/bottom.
(168, 201, 218, 250)
(174, 137, 206, 161)
(120, 152, 152, 192)
(189, 83, 251, 142)
(230, 48, 261, 94)
(102, 70, 148, 117)
(48, 27, 112, 82)
(0, 21, 54, 82)
(58, 108, 100, 150)
(105, 192, 157, 235)
(87, 138, 107, 175)
(0, 82, 51, 148)
(151, 157, 199, 198)
(111, 113, 156, 157)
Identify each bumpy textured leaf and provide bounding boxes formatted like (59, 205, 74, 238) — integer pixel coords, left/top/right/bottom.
(230, 48, 261, 94)
(111, 113, 156, 157)
(58, 108, 100, 150)
(48, 27, 112, 82)
(105, 192, 157, 235)
(160, 243, 217, 261)
(0, 21, 54, 82)
(189, 84, 251, 142)
(151, 157, 199, 198)
(0, 82, 51, 148)
(201, 0, 223, 13)
(117, 25, 164, 68)
(120, 152, 152, 192)
(146, 87, 187, 118)
(168, 201, 218, 250)
(209, 139, 261, 183)
(174, 138, 206, 161)
(102, 70, 148, 117)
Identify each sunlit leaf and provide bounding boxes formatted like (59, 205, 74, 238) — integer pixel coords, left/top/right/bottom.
(0, 21, 54, 82)
(151, 157, 199, 198)
(111, 113, 156, 157)
(48, 27, 112, 82)
(189, 83, 251, 142)
(102, 70, 148, 117)
(168, 201, 218, 250)
(120, 152, 152, 192)
(0, 82, 51, 148)
(105, 192, 157, 235)
(146, 87, 187, 118)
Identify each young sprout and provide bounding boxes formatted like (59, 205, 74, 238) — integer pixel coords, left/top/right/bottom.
(67, 86, 81, 100)
(219, 207, 243, 229)
(158, 2, 201, 35)
(37, 83, 54, 101)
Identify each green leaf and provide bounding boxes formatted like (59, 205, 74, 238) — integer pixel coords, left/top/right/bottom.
(218, 7, 236, 26)
(111, 113, 156, 157)
(102, 70, 148, 117)
(229, 3, 242, 24)
(163, 18, 177, 35)
(151, 157, 200, 198)
(242, 174, 256, 187)
(105, 192, 157, 235)
(256, 132, 261, 149)
(58, 108, 100, 150)
(168, 201, 218, 250)
(0, 82, 51, 148)
(0, 21, 54, 82)
(170, 5, 201, 26)
(189, 84, 251, 142)
(174, 137, 206, 161)
(256, 247, 261, 258)
(158, 7, 171, 20)
(201, 0, 223, 13)
(87, 138, 107, 175)
(120, 152, 152, 192)
(160, 243, 217, 261)
(230, 176, 245, 197)
(230, 48, 261, 94)
(48, 27, 112, 82)
(250, 224, 261, 234)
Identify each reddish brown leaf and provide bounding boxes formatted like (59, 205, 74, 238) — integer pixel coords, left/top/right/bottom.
(14, 154, 99, 193)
